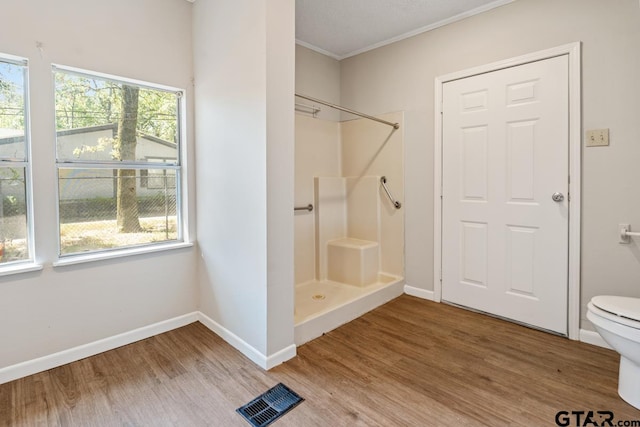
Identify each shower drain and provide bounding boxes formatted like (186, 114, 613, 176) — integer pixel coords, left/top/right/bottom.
(311, 294, 326, 301)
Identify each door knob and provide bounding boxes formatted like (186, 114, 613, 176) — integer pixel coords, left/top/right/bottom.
(552, 192, 564, 202)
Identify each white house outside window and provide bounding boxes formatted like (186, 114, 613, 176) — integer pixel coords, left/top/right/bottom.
(53, 66, 184, 257)
(0, 55, 34, 267)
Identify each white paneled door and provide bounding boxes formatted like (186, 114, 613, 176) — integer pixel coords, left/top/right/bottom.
(441, 55, 569, 335)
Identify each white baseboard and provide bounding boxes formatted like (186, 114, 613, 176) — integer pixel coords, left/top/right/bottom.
(405, 289, 609, 352)
(404, 285, 436, 301)
(579, 329, 612, 350)
(0, 312, 199, 385)
(197, 312, 296, 370)
(0, 311, 612, 385)
(1, 311, 298, 385)
(265, 344, 297, 370)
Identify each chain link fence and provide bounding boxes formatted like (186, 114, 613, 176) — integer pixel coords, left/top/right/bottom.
(0, 169, 28, 264)
(59, 169, 178, 255)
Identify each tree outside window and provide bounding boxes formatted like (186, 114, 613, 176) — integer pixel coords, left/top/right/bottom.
(0, 57, 31, 265)
(53, 67, 183, 256)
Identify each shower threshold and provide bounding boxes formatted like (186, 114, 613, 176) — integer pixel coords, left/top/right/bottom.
(294, 274, 404, 346)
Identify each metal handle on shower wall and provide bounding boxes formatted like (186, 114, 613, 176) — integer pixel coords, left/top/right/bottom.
(380, 176, 401, 209)
(294, 204, 313, 212)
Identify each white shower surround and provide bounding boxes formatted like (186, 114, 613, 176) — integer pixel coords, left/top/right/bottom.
(293, 112, 405, 345)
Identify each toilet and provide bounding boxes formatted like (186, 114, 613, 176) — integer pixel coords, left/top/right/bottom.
(587, 296, 640, 409)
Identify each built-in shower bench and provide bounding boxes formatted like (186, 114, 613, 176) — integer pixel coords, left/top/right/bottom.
(327, 238, 379, 287)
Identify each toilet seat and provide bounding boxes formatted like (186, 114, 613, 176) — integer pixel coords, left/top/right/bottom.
(587, 296, 640, 410)
(590, 296, 640, 330)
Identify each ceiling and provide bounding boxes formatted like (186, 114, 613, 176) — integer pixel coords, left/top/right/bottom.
(295, 0, 514, 60)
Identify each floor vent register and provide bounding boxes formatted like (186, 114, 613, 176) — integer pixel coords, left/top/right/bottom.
(236, 383, 304, 426)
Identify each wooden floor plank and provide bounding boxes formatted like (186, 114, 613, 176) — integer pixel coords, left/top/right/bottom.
(2, 295, 639, 426)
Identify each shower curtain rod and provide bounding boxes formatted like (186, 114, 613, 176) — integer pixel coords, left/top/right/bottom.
(295, 93, 400, 130)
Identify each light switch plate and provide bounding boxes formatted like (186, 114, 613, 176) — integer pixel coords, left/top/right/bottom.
(586, 128, 609, 147)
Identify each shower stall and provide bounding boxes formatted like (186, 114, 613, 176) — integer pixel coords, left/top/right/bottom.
(294, 94, 405, 345)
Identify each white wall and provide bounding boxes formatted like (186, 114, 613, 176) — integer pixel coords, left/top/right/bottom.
(340, 0, 640, 330)
(0, 0, 197, 369)
(342, 112, 404, 277)
(294, 46, 342, 284)
(294, 115, 341, 284)
(266, 0, 296, 356)
(294, 48, 404, 284)
(295, 45, 341, 121)
(193, 0, 295, 365)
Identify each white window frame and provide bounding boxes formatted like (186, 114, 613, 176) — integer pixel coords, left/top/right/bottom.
(51, 65, 190, 265)
(0, 53, 40, 276)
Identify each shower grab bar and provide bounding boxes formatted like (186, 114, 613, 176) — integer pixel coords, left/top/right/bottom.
(380, 176, 401, 209)
(620, 223, 640, 243)
(294, 204, 314, 212)
(295, 93, 400, 130)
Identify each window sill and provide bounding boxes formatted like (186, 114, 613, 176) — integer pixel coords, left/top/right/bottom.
(53, 242, 194, 267)
(0, 262, 44, 277)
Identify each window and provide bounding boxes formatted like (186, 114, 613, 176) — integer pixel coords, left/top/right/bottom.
(0, 56, 33, 266)
(53, 66, 184, 257)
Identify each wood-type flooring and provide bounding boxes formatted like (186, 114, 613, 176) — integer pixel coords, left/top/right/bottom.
(2, 295, 639, 426)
